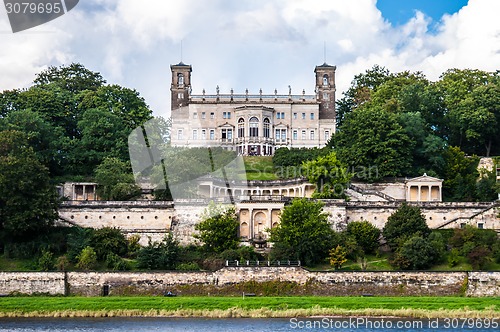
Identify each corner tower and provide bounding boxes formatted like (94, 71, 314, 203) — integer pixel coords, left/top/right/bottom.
(315, 63, 336, 119)
(170, 62, 192, 110)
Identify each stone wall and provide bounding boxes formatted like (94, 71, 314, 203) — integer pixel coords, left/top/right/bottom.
(0, 272, 66, 295)
(59, 201, 175, 245)
(1, 269, 499, 297)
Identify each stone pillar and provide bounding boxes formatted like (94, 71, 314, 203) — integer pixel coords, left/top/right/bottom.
(427, 185, 431, 202)
(249, 208, 254, 239)
(418, 185, 421, 201)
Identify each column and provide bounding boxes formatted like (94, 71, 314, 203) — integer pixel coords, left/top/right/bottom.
(418, 185, 421, 202)
(427, 185, 431, 201)
(249, 208, 254, 239)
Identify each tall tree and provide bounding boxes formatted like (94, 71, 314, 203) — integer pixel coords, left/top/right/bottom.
(269, 198, 335, 265)
(194, 202, 239, 254)
(94, 157, 141, 201)
(382, 203, 430, 250)
(0, 131, 58, 240)
(332, 106, 413, 181)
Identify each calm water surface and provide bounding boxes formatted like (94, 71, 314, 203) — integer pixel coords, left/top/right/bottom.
(0, 317, 497, 331)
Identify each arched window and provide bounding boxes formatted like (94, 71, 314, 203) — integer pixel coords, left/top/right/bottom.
(249, 117, 259, 137)
(323, 74, 329, 86)
(178, 73, 184, 86)
(263, 118, 270, 138)
(238, 118, 245, 138)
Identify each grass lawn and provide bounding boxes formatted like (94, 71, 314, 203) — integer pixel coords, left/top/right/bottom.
(0, 296, 497, 318)
(243, 156, 278, 181)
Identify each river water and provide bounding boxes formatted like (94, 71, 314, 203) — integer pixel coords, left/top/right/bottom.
(0, 317, 497, 331)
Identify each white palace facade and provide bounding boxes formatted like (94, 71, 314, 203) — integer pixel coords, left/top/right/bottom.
(170, 62, 337, 155)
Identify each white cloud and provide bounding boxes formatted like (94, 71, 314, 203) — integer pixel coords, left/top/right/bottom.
(0, 0, 499, 116)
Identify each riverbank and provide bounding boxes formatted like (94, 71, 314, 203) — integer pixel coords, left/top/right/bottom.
(0, 296, 498, 319)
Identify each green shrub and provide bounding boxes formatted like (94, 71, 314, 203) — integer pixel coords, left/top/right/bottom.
(105, 253, 129, 271)
(91, 227, 128, 260)
(176, 262, 200, 271)
(447, 248, 461, 268)
(55, 255, 70, 271)
(76, 246, 97, 270)
(37, 249, 54, 271)
(467, 246, 492, 270)
(136, 234, 179, 270)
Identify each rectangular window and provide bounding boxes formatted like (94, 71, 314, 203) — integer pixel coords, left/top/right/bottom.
(210, 129, 215, 140)
(324, 130, 330, 140)
(301, 130, 306, 140)
(227, 112, 231, 119)
(201, 112, 206, 119)
(202, 129, 206, 140)
(281, 112, 285, 119)
(310, 113, 314, 120)
(210, 112, 215, 119)
(192, 129, 198, 140)
(275, 129, 280, 140)
(478, 223, 484, 229)
(276, 113, 281, 119)
(293, 130, 298, 140)
(280, 129, 286, 141)
(221, 128, 232, 141)
(293, 113, 297, 119)
(301, 113, 306, 120)
(323, 92, 329, 99)
(223, 112, 226, 119)
(178, 93, 184, 99)
(177, 129, 183, 140)
(310, 130, 315, 140)
(193, 112, 198, 119)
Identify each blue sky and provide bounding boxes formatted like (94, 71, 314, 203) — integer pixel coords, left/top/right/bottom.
(0, 0, 499, 118)
(377, 0, 469, 26)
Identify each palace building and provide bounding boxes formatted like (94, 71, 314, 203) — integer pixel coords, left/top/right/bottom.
(170, 62, 337, 155)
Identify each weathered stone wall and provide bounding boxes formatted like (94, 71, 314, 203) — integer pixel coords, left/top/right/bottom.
(1, 269, 499, 297)
(171, 203, 206, 245)
(59, 201, 175, 245)
(333, 201, 499, 231)
(0, 272, 66, 295)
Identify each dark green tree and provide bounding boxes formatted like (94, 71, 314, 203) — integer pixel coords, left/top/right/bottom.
(34, 62, 106, 93)
(391, 235, 436, 270)
(346, 220, 381, 255)
(194, 202, 239, 254)
(382, 203, 430, 250)
(137, 234, 179, 270)
(91, 227, 128, 260)
(269, 198, 335, 265)
(94, 157, 140, 200)
(302, 151, 352, 199)
(440, 146, 479, 201)
(332, 106, 413, 181)
(0, 131, 58, 240)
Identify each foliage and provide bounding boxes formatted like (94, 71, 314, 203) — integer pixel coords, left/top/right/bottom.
(55, 255, 70, 271)
(126, 235, 142, 258)
(94, 157, 141, 200)
(302, 151, 352, 199)
(440, 146, 479, 201)
(273, 147, 327, 167)
(75, 246, 98, 270)
(332, 106, 413, 181)
(176, 262, 201, 271)
(329, 245, 347, 270)
(66, 228, 94, 263)
(136, 234, 179, 270)
(467, 246, 492, 270)
(383, 203, 430, 250)
(194, 202, 239, 254)
(37, 249, 54, 271)
(0, 130, 59, 240)
(346, 221, 381, 255)
(269, 198, 335, 266)
(105, 253, 130, 271)
(391, 235, 437, 270)
(475, 169, 498, 201)
(91, 227, 128, 260)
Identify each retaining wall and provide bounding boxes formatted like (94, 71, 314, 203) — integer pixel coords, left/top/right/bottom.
(1, 268, 498, 297)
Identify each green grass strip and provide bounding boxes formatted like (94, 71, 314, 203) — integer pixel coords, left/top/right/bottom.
(0, 296, 497, 318)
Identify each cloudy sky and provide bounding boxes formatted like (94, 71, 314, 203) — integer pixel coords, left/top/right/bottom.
(1, 0, 499, 118)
